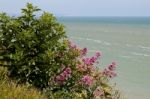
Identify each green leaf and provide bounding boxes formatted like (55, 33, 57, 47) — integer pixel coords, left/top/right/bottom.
(11, 38, 16, 42)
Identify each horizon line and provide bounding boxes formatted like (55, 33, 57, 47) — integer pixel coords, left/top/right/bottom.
(4, 13, 150, 18)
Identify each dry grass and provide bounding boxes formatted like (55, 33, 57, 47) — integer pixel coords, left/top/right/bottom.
(0, 67, 47, 99)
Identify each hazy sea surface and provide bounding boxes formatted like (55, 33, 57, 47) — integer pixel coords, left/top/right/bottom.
(58, 17, 150, 99)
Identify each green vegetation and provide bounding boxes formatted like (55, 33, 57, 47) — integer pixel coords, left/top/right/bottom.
(0, 3, 123, 99)
(0, 3, 66, 88)
(0, 67, 47, 99)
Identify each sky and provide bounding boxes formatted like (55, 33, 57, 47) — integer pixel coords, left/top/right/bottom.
(0, 0, 150, 17)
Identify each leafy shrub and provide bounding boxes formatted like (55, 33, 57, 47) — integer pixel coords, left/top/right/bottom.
(0, 3, 66, 88)
(44, 41, 122, 99)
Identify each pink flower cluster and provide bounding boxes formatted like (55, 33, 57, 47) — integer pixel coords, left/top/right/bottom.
(76, 52, 101, 72)
(103, 62, 117, 78)
(81, 75, 93, 86)
(82, 52, 101, 65)
(55, 67, 72, 84)
(81, 48, 87, 56)
(108, 61, 116, 71)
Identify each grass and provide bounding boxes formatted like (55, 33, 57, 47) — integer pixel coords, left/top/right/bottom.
(0, 66, 47, 99)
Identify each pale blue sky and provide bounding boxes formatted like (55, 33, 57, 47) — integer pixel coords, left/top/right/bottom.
(0, 0, 150, 16)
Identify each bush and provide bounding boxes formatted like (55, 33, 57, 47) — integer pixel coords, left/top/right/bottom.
(43, 41, 122, 99)
(0, 3, 66, 88)
(0, 3, 122, 99)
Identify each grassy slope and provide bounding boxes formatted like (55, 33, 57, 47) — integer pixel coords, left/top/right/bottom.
(0, 67, 47, 99)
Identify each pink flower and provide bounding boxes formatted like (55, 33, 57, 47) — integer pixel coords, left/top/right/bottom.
(95, 52, 101, 58)
(103, 68, 117, 78)
(103, 62, 117, 78)
(90, 56, 97, 63)
(55, 67, 72, 84)
(55, 74, 66, 84)
(108, 62, 116, 71)
(65, 67, 72, 74)
(82, 58, 91, 65)
(82, 57, 96, 65)
(63, 71, 69, 78)
(59, 74, 66, 81)
(110, 71, 117, 78)
(81, 75, 93, 86)
(81, 48, 87, 56)
(82, 52, 101, 65)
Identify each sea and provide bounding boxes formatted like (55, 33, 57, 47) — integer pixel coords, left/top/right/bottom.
(58, 17, 150, 99)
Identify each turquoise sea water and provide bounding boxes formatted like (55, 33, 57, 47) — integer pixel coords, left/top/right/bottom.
(58, 17, 150, 99)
